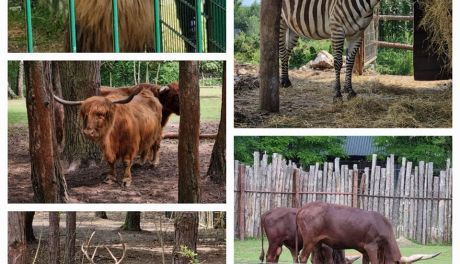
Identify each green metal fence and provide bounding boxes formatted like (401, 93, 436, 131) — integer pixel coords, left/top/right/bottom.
(24, 0, 226, 53)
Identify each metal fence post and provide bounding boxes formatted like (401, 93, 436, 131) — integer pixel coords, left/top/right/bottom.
(25, 0, 33, 52)
(68, 0, 77, 52)
(111, 0, 120, 52)
(195, 0, 203, 53)
(153, 0, 162, 52)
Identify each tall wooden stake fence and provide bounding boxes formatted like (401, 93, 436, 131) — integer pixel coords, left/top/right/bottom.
(234, 152, 452, 244)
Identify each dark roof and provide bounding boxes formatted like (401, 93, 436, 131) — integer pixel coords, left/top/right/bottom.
(344, 136, 380, 156)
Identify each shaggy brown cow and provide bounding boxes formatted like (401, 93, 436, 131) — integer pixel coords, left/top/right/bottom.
(65, 0, 154, 52)
(297, 202, 440, 264)
(260, 207, 360, 264)
(53, 87, 162, 187)
(100, 83, 180, 127)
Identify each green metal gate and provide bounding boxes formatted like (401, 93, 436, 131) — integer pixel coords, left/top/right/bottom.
(157, 0, 226, 53)
(24, 0, 226, 53)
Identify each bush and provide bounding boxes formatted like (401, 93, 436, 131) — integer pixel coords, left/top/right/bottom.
(234, 32, 260, 64)
(289, 39, 331, 68)
(376, 49, 413, 75)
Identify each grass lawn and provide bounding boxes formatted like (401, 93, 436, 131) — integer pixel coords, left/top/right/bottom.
(234, 239, 452, 264)
(8, 87, 221, 125)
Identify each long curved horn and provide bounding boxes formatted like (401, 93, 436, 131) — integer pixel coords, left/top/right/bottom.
(111, 87, 142, 104)
(52, 93, 83, 106)
(400, 253, 441, 263)
(345, 255, 361, 263)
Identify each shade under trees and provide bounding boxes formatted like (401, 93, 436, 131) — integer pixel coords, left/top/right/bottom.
(121, 212, 142, 231)
(25, 61, 69, 203)
(59, 61, 102, 171)
(178, 61, 200, 203)
(8, 212, 27, 264)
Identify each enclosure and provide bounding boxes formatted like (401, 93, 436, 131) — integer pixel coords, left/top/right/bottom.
(8, 0, 226, 52)
(8, 60, 226, 203)
(8, 212, 226, 263)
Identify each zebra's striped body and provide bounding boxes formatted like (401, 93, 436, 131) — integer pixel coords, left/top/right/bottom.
(280, 0, 379, 100)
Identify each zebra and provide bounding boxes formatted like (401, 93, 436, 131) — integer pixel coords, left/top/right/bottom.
(280, 0, 380, 101)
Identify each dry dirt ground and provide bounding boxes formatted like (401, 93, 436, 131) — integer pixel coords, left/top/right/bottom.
(234, 65, 452, 128)
(8, 122, 225, 203)
(27, 212, 226, 264)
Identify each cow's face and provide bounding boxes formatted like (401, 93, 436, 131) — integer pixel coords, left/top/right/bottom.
(80, 97, 115, 140)
(159, 83, 180, 115)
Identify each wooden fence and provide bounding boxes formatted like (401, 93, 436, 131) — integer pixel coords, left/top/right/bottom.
(234, 152, 452, 244)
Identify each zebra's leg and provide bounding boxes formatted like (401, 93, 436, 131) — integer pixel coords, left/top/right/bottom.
(280, 21, 299, 87)
(331, 31, 345, 101)
(344, 33, 364, 99)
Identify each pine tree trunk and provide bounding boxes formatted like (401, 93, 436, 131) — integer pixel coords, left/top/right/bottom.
(172, 212, 199, 264)
(59, 61, 102, 171)
(207, 62, 226, 184)
(95, 211, 108, 219)
(121, 212, 142, 231)
(178, 61, 200, 203)
(17, 61, 24, 98)
(8, 212, 27, 264)
(25, 61, 69, 203)
(48, 212, 60, 264)
(64, 212, 76, 264)
(25, 212, 36, 243)
(52, 61, 64, 150)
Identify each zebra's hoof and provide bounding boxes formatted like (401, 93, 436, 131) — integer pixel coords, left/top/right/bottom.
(333, 95, 343, 103)
(281, 79, 292, 88)
(347, 91, 357, 100)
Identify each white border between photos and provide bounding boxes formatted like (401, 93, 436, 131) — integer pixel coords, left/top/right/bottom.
(0, 0, 458, 263)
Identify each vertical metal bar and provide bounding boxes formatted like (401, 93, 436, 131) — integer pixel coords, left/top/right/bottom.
(195, 0, 203, 52)
(68, 0, 77, 53)
(25, 0, 33, 52)
(153, 0, 162, 52)
(112, 0, 120, 52)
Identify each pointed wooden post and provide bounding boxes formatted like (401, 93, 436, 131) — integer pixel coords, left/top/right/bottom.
(238, 164, 246, 240)
(292, 169, 300, 208)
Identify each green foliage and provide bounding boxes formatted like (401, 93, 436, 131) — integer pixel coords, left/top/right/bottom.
(289, 39, 332, 68)
(373, 137, 452, 168)
(376, 49, 413, 75)
(8, 61, 19, 91)
(234, 32, 260, 64)
(179, 245, 200, 264)
(234, 136, 346, 167)
(234, 0, 260, 34)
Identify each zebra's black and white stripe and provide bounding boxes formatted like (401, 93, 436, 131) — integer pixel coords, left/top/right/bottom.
(280, 0, 379, 100)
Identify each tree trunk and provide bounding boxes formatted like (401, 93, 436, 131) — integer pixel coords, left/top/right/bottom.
(17, 61, 24, 98)
(8, 82, 18, 99)
(25, 61, 69, 203)
(59, 61, 102, 171)
(121, 212, 141, 231)
(172, 212, 199, 264)
(64, 212, 76, 264)
(25, 212, 36, 243)
(95, 211, 108, 219)
(48, 212, 60, 264)
(207, 62, 226, 184)
(52, 61, 64, 150)
(178, 61, 200, 203)
(8, 212, 27, 264)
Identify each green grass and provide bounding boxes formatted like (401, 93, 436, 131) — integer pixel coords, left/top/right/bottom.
(8, 87, 221, 126)
(234, 239, 452, 264)
(8, 99, 27, 125)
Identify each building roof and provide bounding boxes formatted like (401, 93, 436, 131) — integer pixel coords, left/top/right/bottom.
(344, 136, 381, 156)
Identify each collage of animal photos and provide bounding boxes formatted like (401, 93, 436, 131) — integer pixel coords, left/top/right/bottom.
(3, 0, 456, 264)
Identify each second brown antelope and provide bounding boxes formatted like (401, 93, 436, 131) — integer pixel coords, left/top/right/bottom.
(81, 231, 127, 264)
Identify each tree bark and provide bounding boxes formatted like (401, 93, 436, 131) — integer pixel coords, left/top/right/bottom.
(178, 61, 200, 203)
(64, 212, 76, 264)
(25, 212, 36, 243)
(52, 61, 64, 150)
(172, 212, 199, 264)
(121, 212, 142, 231)
(95, 211, 108, 219)
(207, 62, 226, 184)
(16, 61, 24, 98)
(48, 212, 60, 264)
(8, 212, 27, 264)
(25, 61, 69, 203)
(59, 61, 102, 171)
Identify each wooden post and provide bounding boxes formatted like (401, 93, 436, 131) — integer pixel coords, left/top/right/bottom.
(352, 165, 359, 208)
(353, 32, 365, 75)
(238, 164, 246, 240)
(292, 169, 300, 208)
(259, 0, 281, 112)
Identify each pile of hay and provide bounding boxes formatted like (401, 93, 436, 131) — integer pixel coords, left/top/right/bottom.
(234, 75, 259, 93)
(418, 0, 452, 70)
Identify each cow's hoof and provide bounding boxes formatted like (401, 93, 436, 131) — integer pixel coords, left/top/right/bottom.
(104, 176, 116, 185)
(281, 79, 292, 88)
(122, 179, 132, 188)
(347, 91, 357, 100)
